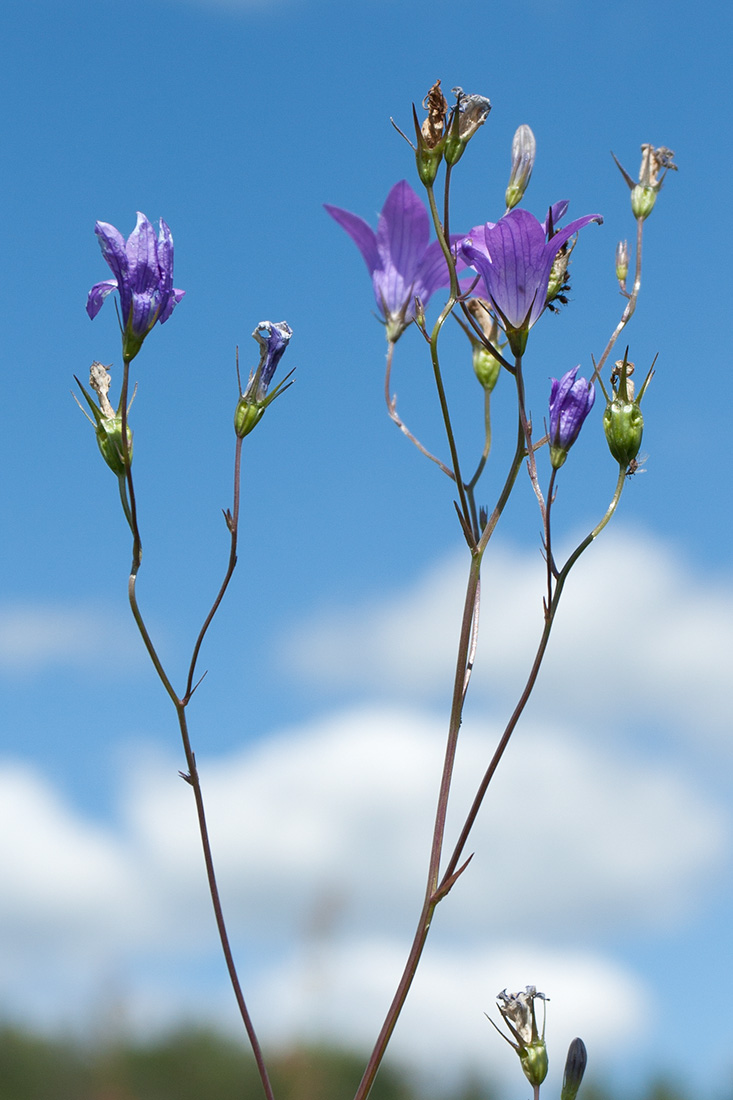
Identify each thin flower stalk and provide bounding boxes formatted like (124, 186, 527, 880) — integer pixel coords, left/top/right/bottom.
(439, 465, 627, 891)
(592, 215, 645, 381)
(117, 400, 275, 1100)
(384, 338, 455, 478)
(423, 181, 474, 537)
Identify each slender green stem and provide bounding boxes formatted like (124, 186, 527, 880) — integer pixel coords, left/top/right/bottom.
(424, 184, 472, 533)
(544, 467, 559, 603)
(175, 704, 276, 1100)
(467, 388, 492, 493)
(593, 215, 644, 382)
(114, 370, 275, 1100)
(384, 339, 455, 478)
(514, 355, 546, 523)
(184, 434, 244, 701)
(354, 383, 538, 1100)
(353, 551, 482, 1100)
(117, 473, 133, 534)
(478, 406, 526, 554)
(119, 358, 142, 575)
(438, 465, 627, 890)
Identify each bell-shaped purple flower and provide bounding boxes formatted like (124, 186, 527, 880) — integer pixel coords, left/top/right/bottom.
(460, 205, 602, 356)
(86, 212, 185, 361)
(325, 180, 465, 342)
(548, 366, 595, 468)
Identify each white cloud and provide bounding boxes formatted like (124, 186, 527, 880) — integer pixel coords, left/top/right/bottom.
(282, 528, 733, 744)
(0, 603, 140, 674)
(0, 701, 725, 1066)
(126, 707, 727, 940)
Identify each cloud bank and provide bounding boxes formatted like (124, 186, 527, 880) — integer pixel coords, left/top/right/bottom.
(0, 702, 726, 1076)
(1, 528, 729, 1083)
(282, 528, 733, 744)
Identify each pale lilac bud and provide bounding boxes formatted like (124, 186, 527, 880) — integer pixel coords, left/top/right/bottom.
(505, 124, 536, 209)
(615, 239, 629, 285)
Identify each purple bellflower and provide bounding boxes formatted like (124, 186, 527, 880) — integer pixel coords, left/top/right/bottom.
(86, 212, 185, 361)
(325, 180, 465, 342)
(548, 366, 595, 468)
(460, 206, 602, 357)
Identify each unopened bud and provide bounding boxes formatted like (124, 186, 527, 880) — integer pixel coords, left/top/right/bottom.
(467, 298, 502, 392)
(561, 1038, 587, 1100)
(473, 345, 501, 392)
(615, 240, 629, 285)
(505, 124, 536, 209)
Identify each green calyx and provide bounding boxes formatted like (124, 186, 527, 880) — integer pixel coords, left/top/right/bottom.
(95, 415, 133, 476)
(519, 1040, 549, 1088)
(234, 397, 266, 439)
(603, 400, 644, 466)
(74, 364, 133, 475)
(550, 443, 569, 470)
(631, 184, 657, 220)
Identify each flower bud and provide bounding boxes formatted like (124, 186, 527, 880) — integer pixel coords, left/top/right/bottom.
(561, 1038, 587, 1100)
(473, 345, 501, 392)
(505, 124, 536, 210)
(615, 240, 629, 285)
(466, 298, 502, 392)
(548, 366, 595, 469)
(444, 87, 491, 166)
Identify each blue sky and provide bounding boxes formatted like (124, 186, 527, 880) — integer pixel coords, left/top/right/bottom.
(1, 0, 732, 1097)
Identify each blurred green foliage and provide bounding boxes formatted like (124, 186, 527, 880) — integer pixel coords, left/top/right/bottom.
(0, 1024, 702, 1100)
